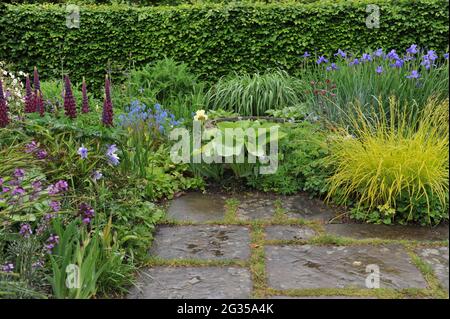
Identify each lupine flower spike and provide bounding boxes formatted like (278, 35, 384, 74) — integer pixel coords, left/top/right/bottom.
(102, 74, 113, 126)
(33, 66, 41, 95)
(0, 80, 10, 128)
(63, 75, 77, 119)
(24, 75, 35, 113)
(81, 77, 89, 113)
(36, 91, 44, 117)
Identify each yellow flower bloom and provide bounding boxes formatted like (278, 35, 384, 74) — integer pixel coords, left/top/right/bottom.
(194, 109, 208, 121)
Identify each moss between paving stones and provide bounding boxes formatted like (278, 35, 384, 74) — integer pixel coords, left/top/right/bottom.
(150, 198, 448, 299)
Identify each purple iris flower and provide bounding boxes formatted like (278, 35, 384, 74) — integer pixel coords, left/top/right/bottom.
(77, 145, 88, 159)
(334, 49, 347, 58)
(316, 56, 328, 65)
(406, 44, 418, 55)
(406, 70, 420, 79)
(376, 66, 383, 74)
(374, 48, 384, 57)
(302, 51, 310, 58)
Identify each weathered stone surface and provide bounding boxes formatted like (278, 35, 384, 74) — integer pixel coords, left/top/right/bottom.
(415, 246, 449, 291)
(265, 225, 317, 241)
(129, 267, 252, 299)
(266, 245, 427, 290)
(236, 193, 278, 221)
(150, 225, 251, 260)
(325, 223, 449, 241)
(269, 296, 376, 299)
(166, 192, 227, 222)
(282, 193, 339, 222)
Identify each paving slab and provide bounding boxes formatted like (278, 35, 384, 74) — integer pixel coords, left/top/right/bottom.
(415, 246, 449, 291)
(325, 223, 449, 241)
(265, 225, 317, 241)
(281, 193, 339, 222)
(166, 192, 227, 222)
(269, 296, 377, 299)
(129, 267, 252, 299)
(150, 225, 251, 260)
(236, 193, 278, 221)
(266, 245, 427, 290)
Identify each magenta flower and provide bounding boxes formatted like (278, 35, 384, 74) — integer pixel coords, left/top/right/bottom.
(81, 77, 89, 113)
(24, 75, 36, 113)
(48, 180, 69, 195)
(79, 202, 95, 225)
(0, 79, 9, 128)
(63, 75, 77, 119)
(102, 75, 114, 127)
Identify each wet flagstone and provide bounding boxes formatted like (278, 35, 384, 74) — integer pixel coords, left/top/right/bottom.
(128, 266, 251, 299)
(150, 225, 251, 260)
(282, 193, 339, 222)
(166, 192, 227, 222)
(325, 223, 449, 241)
(265, 245, 427, 290)
(236, 193, 278, 220)
(265, 225, 317, 241)
(130, 191, 446, 299)
(415, 246, 449, 291)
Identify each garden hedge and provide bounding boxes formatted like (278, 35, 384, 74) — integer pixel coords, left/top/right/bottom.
(0, 0, 448, 89)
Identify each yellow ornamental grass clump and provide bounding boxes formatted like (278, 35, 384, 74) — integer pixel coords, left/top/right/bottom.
(327, 97, 449, 224)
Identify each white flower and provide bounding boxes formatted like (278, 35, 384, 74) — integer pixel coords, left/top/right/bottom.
(2, 71, 7, 76)
(194, 110, 208, 121)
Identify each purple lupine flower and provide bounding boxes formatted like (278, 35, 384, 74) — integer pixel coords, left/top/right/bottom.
(25, 141, 38, 153)
(1, 263, 14, 273)
(63, 75, 77, 119)
(334, 49, 347, 58)
(49, 200, 61, 212)
(406, 70, 420, 79)
(362, 53, 372, 62)
(0, 80, 9, 128)
(36, 91, 45, 117)
(406, 44, 418, 55)
(14, 169, 25, 179)
(24, 75, 35, 113)
(92, 171, 103, 181)
(302, 51, 310, 58)
(77, 145, 88, 159)
(102, 75, 114, 127)
(19, 223, 32, 237)
(386, 49, 399, 60)
(81, 77, 90, 113)
(316, 56, 328, 65)
(374, 48, 384, 57)
(106, 144, 120, 166)
(36, 149, 47, 159)
(33, 66, 41, 93)
(376, 66, 383, 74)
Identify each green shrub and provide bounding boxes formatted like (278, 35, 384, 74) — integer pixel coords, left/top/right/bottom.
(247, 121, 331, 195)
(1, 0, 447, 88)
(326, 98, 449, 225)
(205, 71, 305, 116)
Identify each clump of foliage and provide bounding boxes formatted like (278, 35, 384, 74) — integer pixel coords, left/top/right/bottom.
(205, 71, 305, 116)
(326, 98, 449, 225)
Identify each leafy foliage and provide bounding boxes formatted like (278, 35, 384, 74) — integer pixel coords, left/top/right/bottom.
(1, 0, 448, 89)
(326, 98, 449, 225)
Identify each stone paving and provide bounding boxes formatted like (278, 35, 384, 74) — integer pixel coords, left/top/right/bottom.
(128, 192, 449, 299)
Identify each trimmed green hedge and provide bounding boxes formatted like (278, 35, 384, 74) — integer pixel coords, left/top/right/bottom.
(0, 0, 448, 88)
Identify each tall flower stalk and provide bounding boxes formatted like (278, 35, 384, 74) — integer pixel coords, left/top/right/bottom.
(36, 91, 44, 117)
(0, 80, 10, 127)
(81, 77, 89, 113)
(63, 75, 77, 119)
(102, 74, 113, 126)
(24, 75, 35, 113)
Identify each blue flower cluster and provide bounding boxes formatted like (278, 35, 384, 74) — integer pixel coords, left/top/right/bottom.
(119, 100, 182, 134)
(304, 45, 448, 79)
